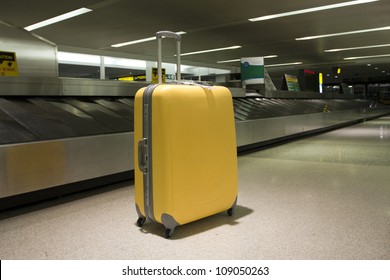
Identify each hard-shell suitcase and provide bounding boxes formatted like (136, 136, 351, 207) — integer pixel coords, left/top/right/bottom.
(134, 31, 238, 238)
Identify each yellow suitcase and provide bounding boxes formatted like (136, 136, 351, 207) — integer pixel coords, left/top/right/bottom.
(134, 32, 238, 238)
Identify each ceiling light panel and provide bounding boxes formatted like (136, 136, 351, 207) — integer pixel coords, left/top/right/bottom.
(249, 0, 378, 22)
(180, 46, 242, 56)
(111, 37, 155, 48)
(344, 54, 390, 60)
(296, 26, 390, 40)
(24, 8, 92, 31)
(217, 59, 241, 63)
(112, 31, 186, 48)
(265, 62, 303, 67)
(325, 43, 390, 52)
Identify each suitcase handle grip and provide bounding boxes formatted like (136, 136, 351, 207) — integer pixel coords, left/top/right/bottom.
(138, 138, 148, 173)
(156, 31, 181, 40)
(156, 31, 181, 83)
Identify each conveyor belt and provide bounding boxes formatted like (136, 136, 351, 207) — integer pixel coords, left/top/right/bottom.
(232, 98, 376, 121)
(31, 98, 113, 136)
(0, 98, 78, 143)
(0, 97, 134, 145)
(0, 109, 37, 144)
(0, 97, 383, 145)
(64, 99, 131, 131)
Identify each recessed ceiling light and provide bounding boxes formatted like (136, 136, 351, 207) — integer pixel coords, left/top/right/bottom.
(180, 46, 241, 56)
(112, 31, 186, 48)
(249, 0, 378, 22)
(325, 43, 390, 52)
(265, 62, 303, 67)
(344, 54, 390, 60)
(296, 26, 390, 41)
(24, 7, 92, 31)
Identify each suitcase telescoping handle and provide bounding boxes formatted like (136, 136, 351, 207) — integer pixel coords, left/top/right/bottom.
(156, 31, 181, 83)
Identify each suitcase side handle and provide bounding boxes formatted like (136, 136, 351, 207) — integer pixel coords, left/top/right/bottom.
(156, 31, 181, 83)
(138, 138, 148, 173)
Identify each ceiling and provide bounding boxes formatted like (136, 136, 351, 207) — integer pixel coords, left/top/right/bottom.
(1, 0, 390, 84)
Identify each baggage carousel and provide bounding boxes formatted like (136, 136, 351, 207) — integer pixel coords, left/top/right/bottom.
(2, 21, 389, 210)
(1, 81, 390, 210)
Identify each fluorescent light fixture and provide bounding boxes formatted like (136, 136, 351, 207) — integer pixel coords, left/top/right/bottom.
(296, 26, 390, 40)
(180, 46, 241, 56)
(217, 59, 241, 63)
(217, 55, 278, 63)
(111, 37, 155, 48)
(344, 54, 390, 60)
(249, 0, 378, 22)
(24, 8, 92, 31)
(325, 43, 390, 52)
(265, 62, 303, 67)
(111, 31, 186, 48)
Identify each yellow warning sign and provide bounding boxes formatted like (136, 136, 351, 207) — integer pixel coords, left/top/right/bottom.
(152, 67, 166, 84)
(0, 51, 19, 77)
(118, 75, 146, 81)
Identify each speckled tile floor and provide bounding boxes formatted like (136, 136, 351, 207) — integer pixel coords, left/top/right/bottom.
(0, 116, 389, 260)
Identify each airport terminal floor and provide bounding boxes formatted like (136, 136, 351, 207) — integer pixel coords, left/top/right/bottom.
(0, 116, 389, 260)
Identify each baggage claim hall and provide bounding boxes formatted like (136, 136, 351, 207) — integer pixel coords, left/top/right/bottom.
(1, 0, 390, 260)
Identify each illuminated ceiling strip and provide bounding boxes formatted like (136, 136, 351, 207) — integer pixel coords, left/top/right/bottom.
(111, 31, 186, 47)
(24, 8, 92, 31)
(249, 0, 378, 22)
(265, 62, 303, 67)
(180, 46, 242, 56)
(217, 55, 278, 63)
(325, 43, 390, 52)
(344, 53, 390, 60)
(111, 37, 155, 47)
(217, 59, 241, 63)
(296, 26, 390, 40)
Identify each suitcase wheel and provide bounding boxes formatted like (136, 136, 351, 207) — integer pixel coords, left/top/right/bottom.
(227, 207, 234, 216)
(164, 228, 174, 239)
(136, 217, 146, 227)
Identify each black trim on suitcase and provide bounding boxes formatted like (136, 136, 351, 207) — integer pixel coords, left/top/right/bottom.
(141, 84, 159, 222)
(139, 84, 182, 236)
